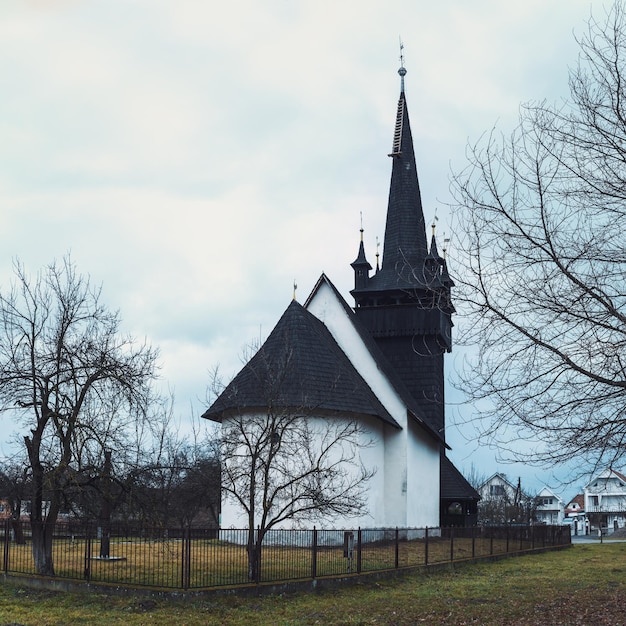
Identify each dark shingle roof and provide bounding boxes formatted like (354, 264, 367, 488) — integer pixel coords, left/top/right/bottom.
(368, 91, 428, 291)
(203, 299, 399, 428)
(440, 454, 480, 501)
(305, 273, 446, 447)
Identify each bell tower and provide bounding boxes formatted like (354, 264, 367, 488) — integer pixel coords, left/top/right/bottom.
(351, 62, 454, 440)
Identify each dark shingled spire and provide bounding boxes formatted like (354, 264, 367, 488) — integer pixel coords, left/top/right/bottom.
(363, 66, 428, 291)
(351, 59, 454, 440)
(383, 68, 427, 280)
(351, 228, 372, 291)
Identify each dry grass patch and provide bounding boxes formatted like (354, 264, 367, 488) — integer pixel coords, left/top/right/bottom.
(1, 542, 621, 625)
(4, 535, 532, 588)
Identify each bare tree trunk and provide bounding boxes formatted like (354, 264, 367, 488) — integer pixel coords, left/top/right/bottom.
(246, 527, 263, 582)
(31, 520, 55, 576)
(99, 450, 112, 559)
(26, 433, 59, 575)
(10, 517, 25, 545)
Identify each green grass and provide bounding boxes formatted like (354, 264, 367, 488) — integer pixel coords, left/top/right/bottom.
(1, 543, 625, 625)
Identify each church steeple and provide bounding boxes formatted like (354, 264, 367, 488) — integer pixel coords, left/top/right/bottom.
(350, 58, 454, 441)
(351, 226, 372, 291)
(378, 64, 428, 286)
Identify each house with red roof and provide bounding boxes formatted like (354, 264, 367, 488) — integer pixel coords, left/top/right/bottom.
(564, 494, 586, 535)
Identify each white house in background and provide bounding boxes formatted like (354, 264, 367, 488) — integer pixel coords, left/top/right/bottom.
(476, 473, 524, 525)
(477, 473, 518, 502)
(534, 487, 564, 525)
(584, 469, 626, 531)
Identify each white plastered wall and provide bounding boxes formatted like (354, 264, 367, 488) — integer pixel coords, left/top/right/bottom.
(306, 280, 440, 528)
(219, 410, 387, 530)
(406, 416, 440, 527)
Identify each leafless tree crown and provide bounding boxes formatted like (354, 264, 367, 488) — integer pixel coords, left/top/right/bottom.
(451, 2, 626, 476)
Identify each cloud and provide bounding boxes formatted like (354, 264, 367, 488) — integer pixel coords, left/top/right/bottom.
(0, 0, 616, 494)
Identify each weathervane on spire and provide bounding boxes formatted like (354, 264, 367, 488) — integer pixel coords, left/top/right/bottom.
(398, 38, 407, 92)
(375, 236, 380, 272)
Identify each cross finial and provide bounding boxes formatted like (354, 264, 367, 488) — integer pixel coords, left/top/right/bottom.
(375, 236, 380, 272)
(398, 38, 407, 92)
(292, 280, 298, 300)
(443, 234, 450, 260)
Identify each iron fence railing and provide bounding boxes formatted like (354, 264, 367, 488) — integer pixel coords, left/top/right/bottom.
(1, 520, 571, 590)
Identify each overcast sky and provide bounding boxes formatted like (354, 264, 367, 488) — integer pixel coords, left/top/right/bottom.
(0, 0, 616, 497)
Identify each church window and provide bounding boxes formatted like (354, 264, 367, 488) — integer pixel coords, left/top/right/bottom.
(447, 502, 463, 515)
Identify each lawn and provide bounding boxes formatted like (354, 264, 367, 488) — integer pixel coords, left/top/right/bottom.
(1, 542, 624, 625)
(4, 531, 538, 588)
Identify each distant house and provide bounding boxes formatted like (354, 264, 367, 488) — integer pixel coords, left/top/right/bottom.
(565, 494, 585, 517)
(477, 473, 527, 525)
(0, 500, 11, 520)
(584, 469, 626, 532)
(534, 487, 564, 525)
(478, 473, 518, 501)
(564, 494, 586, 535)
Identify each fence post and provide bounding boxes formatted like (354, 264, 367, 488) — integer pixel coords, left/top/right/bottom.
(84, 526, 92, 582)
(424, 527, 429, 566)
(449, 526, 454, 562)
(506, 525, 510, 554)
(471, 525, 475, 559)
(181, 527, 191, 590)
(394, 527, 399, 570)
(3, 519, 9, 574)
(356, 528, 362, 574)
(311, 527, 317, 579)
(255, 526, 261, 585)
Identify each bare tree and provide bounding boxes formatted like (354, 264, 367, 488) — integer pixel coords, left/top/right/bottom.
(0, 257, 158, 575)
(221, 410, 373, 580)
(451, 3, 626, 477)
(477, 476, 535, 526)
(121, 400, 220, 529)
(206, 329, 376, 582)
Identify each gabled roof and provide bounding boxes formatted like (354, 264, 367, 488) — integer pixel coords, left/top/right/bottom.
(305, 273, 447, 447)
(479, 473, 518, 491)
(536, 486, 564, 503)
(614, 469, 626, 482)
(584, 468, 626, 488)
(565, 494, 585, 510)
(440, 455, 480, 501)
(203, 299, 399, 428)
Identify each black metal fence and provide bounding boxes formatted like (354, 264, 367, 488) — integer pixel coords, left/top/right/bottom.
(1, 520, 570, 590)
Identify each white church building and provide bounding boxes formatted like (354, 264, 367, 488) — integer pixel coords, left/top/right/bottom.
(203, 63, 479, 530)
